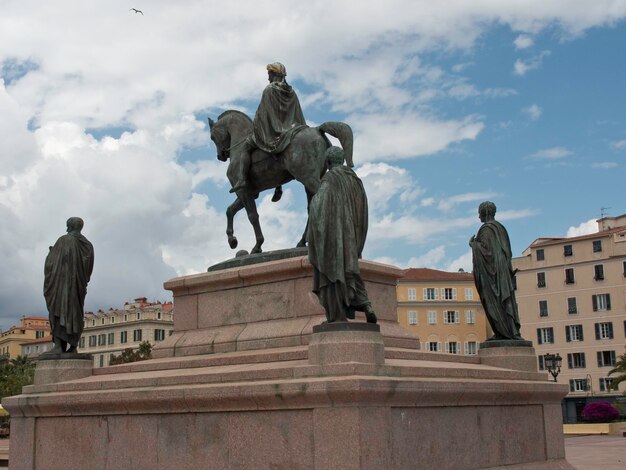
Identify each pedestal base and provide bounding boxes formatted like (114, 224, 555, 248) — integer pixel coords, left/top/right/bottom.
(479, 344, 539, 373)
(33, 358, 93, 386)
(308, 325, 385, 366)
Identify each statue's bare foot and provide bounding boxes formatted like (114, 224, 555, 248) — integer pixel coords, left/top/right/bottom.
(346, 308, 355, 320)
(364, 305, 377, 324)
(251, 246, 262, 254)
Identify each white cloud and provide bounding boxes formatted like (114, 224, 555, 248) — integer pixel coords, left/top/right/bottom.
(406, 245, 447, 268)
(514, 50, 551, 76)
(445, 250, 473, 273)
(591, 161, 618, 169)
(420, 197, 435, 207)
(514, 34, 534, 49)
(610, 139, 626, 150)
(522, 104, 543, 120)
(357, 162, 423, 213)
(566, 219, 598, 237)
(530, 146, 573, 159)
(351, 112, 484, 162)
(438, 192, 498, 211)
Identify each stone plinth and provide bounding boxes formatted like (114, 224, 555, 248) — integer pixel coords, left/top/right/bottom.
(152, 256, 419, 358)
(308, 323, 384, 366)
(33, 358, 93, 386)
(478, 343, 539, 373)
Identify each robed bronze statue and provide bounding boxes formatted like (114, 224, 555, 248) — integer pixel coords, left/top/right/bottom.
(469, 202, 524, 341)
(307, 147, 376, 324)
(209, 62, 354, 254)
(43, 217, 94, 354)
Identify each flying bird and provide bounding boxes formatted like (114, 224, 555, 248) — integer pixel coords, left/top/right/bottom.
(129, 8, 143, 15)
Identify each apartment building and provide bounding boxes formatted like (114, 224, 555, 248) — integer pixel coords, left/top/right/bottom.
(80, 297, 174, 368)
(0, 317, 50, 359)
(513, 214, 626, 422)
(21, 336, 54, 359)
(397, 268, 489, 355)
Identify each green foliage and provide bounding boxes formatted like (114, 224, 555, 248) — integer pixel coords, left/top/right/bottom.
(608, 350, 626, 393)
(109, 341, 152, 366)
(0, 355, 35, 400)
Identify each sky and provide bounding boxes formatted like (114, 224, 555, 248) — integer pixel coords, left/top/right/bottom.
(1, 0, 626, 330)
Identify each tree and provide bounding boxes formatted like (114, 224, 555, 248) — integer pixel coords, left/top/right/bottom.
(608, 349, 626, 392)
(108, 341, 152, 365)
(0, 356, 35, 400)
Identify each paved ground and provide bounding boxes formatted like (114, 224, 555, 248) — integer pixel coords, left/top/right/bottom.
(565, 435, 626, 470)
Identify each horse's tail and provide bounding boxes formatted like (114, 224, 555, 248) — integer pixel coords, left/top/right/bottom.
(318, 122, 354, 167)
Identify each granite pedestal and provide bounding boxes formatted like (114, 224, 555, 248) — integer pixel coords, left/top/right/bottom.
(3, 255, 572, 469)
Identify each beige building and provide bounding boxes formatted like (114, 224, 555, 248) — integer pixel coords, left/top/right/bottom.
(21, 336, 54, 359)
(513, 214, 626, 422)
(397, 268, 489, 354)
(79, 297, 174, 368)
(0, 317, 50, 359)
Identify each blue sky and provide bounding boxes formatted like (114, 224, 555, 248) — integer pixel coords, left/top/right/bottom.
(1, 1, 625, 329)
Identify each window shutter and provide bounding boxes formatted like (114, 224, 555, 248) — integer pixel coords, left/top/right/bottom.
(437, 342, 442, 352)
(579, 326, 584, 341)
(455, 311, 460, 324)
(565, 326, 571, 342)
(600, 380, 606, 392)
(423, 288, 427, 300)
(608, 322, 614, 339)
(440, 288, 445, 299)
(435, 289, 439, 300)
(595, 323, 601, 340)
(453, 288, 457, 300)
(567, 354, 573, 369)
(592, 295, 598, 311)
(581, 354, 586, 368)
(537, 329, 543, 345)
(606, 294, 611, 310)
(610, 351, 616, 365)
(597, 351, 603, 367)
(464, 342, 468, 354)
(569, 380, 575, 392)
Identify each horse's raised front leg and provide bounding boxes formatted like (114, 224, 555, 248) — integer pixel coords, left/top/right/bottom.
(226, 197, 244, 249)
(238, 190, 264, 254)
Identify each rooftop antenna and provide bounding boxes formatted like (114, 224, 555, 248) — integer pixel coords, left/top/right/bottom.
(600, 206, 611, 219)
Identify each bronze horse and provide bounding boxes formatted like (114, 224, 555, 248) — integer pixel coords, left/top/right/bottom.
(209, 110, 353, 253)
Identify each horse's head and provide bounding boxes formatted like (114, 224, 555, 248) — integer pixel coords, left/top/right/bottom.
(208, 117, 230, 162)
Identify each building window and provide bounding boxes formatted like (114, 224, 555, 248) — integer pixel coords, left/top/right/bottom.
(427, 311, 437, 325)
(565, 268, 575, 284)
(592, 294, 611, 311)
(623, 261, 626, 278)
(137, 312, 141, 320)
(101, 318, 105, 325)
(423, 288, 437, 300)
(79, 337, 85, 349)
(133, 329, 142, 342)
(567, 297, 578, 314)
(595, 322, 614, 340)
(538, 355, 545, 371)
(88, 335, 96, 347)
(154, 329, 165, 341)
(599, 378, 614, 392)
(443, 311, 459, 324)
(445, 342, 459, 354)
(111, 316, 115, 324)
(427, 342, 441, 352)
(536, 327, 554, 345)
(464, 288, 473, 300)
(539, 300, 549, 317)
(465, 310, 475, 324)
(157, 312, 162, 320)
(92, 319, 96, 326)
(567, 352, 586, 369)
(569, 379, 589, 392)
(536, 248, 545, 261)
(564, 244, 573, 257)
(108, 332, 115, 345)
(99, 355, 104, 368)
(597, 350, 616, 367)
(124, 314, 128, 322)
(592, 240, 602, 253)
(35, 330, 45, 339)
(407, 311, 418, 325)
(407, 288, 416, 301)
(442, 288, 457, 300)
(594, 264, 604, 281)
(120, 331, 128, 343)
(537, 272, 546, 288)
(98, 334, 106, 346)
(566, 324, 584, 342)
(464, 341, 477, 355)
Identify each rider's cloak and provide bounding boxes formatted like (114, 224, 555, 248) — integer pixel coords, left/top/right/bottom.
(252, 81, 306, 154)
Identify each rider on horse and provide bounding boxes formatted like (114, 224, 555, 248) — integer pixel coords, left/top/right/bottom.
(229, 62, 307, 195)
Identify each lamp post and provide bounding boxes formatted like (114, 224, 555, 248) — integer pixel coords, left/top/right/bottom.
(544, 353, 562, 382)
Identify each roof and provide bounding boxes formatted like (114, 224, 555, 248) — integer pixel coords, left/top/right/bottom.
(20, 336, 53, 346)
(529, 226, 626, 248)
(400, 268, 474, 282)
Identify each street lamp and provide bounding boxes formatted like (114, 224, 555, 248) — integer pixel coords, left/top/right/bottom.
(544, 353, 562, 382)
